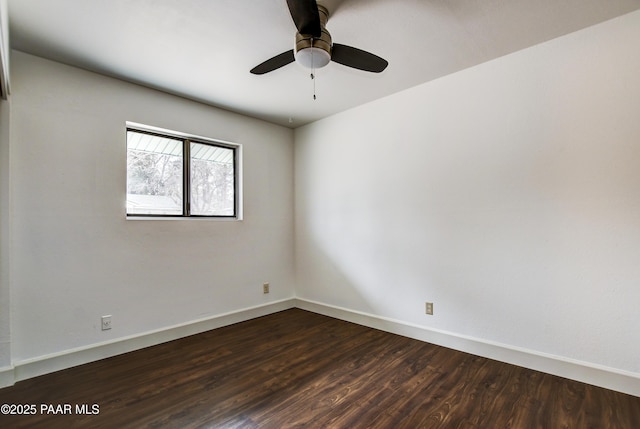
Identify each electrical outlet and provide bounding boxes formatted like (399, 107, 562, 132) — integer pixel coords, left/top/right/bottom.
(101, 315, 112, 331)
(425, 302, 433, 315)
(263, 283, 270, 294)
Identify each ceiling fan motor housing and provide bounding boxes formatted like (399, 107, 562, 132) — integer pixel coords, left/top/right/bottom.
(250, 1, 387, 75)
(294, 5, 332, 69)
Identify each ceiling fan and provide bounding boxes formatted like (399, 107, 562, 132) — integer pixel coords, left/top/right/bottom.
(250, 0, 388, 75)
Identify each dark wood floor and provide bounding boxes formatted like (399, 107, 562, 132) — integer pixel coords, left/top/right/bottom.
(0, 309, 638, 428)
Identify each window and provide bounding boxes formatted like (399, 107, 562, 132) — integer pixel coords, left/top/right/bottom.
(126, 125, 240, 218)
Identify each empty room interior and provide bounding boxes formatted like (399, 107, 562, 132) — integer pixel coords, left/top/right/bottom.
(1, 0, 640, 427)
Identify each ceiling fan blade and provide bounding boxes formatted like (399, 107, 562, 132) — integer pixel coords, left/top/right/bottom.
(250, 50, 295, 75)
(286, 0, 321, 37)
(331, 43, 388, 73)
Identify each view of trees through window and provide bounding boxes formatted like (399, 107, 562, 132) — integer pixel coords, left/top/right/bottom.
(126, 129, 236, 217)
(190, 142, 235, 216)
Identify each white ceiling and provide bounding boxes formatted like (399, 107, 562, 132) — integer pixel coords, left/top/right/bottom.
(8, 0, 640, 128)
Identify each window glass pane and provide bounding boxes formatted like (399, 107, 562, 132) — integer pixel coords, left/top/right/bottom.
(127, 131, 183, 215)
(190, 142, 235, 216)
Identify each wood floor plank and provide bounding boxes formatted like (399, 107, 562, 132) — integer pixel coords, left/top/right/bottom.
(0, 309, 638, 428)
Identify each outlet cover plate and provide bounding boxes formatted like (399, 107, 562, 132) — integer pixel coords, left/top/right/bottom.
(425, 302, 433, 315)
(101, 315, 112, 330)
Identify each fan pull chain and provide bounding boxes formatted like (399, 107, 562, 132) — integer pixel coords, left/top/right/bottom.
(310, 38, 316, 100)
(312, 73, 316, 100)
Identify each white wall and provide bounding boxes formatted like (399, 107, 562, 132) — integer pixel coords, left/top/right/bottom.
(295, 9, 640, 384)
(0, 76, 10, 374)
(9, 52, 295, 365)
(0, 0, 9, 98)
(0, 0, 10, 377)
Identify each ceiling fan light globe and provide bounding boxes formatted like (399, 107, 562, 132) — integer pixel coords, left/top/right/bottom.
(295, 47, 331, 69)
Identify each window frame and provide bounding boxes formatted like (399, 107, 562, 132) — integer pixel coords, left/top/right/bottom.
(126, 122, 242, 220)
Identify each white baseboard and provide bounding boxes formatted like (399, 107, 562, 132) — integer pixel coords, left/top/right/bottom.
(295, 298, 640, 397)
(4, 297, 639, 398)
(0, 365, 14, 388)
(5, 299, 296, 388)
